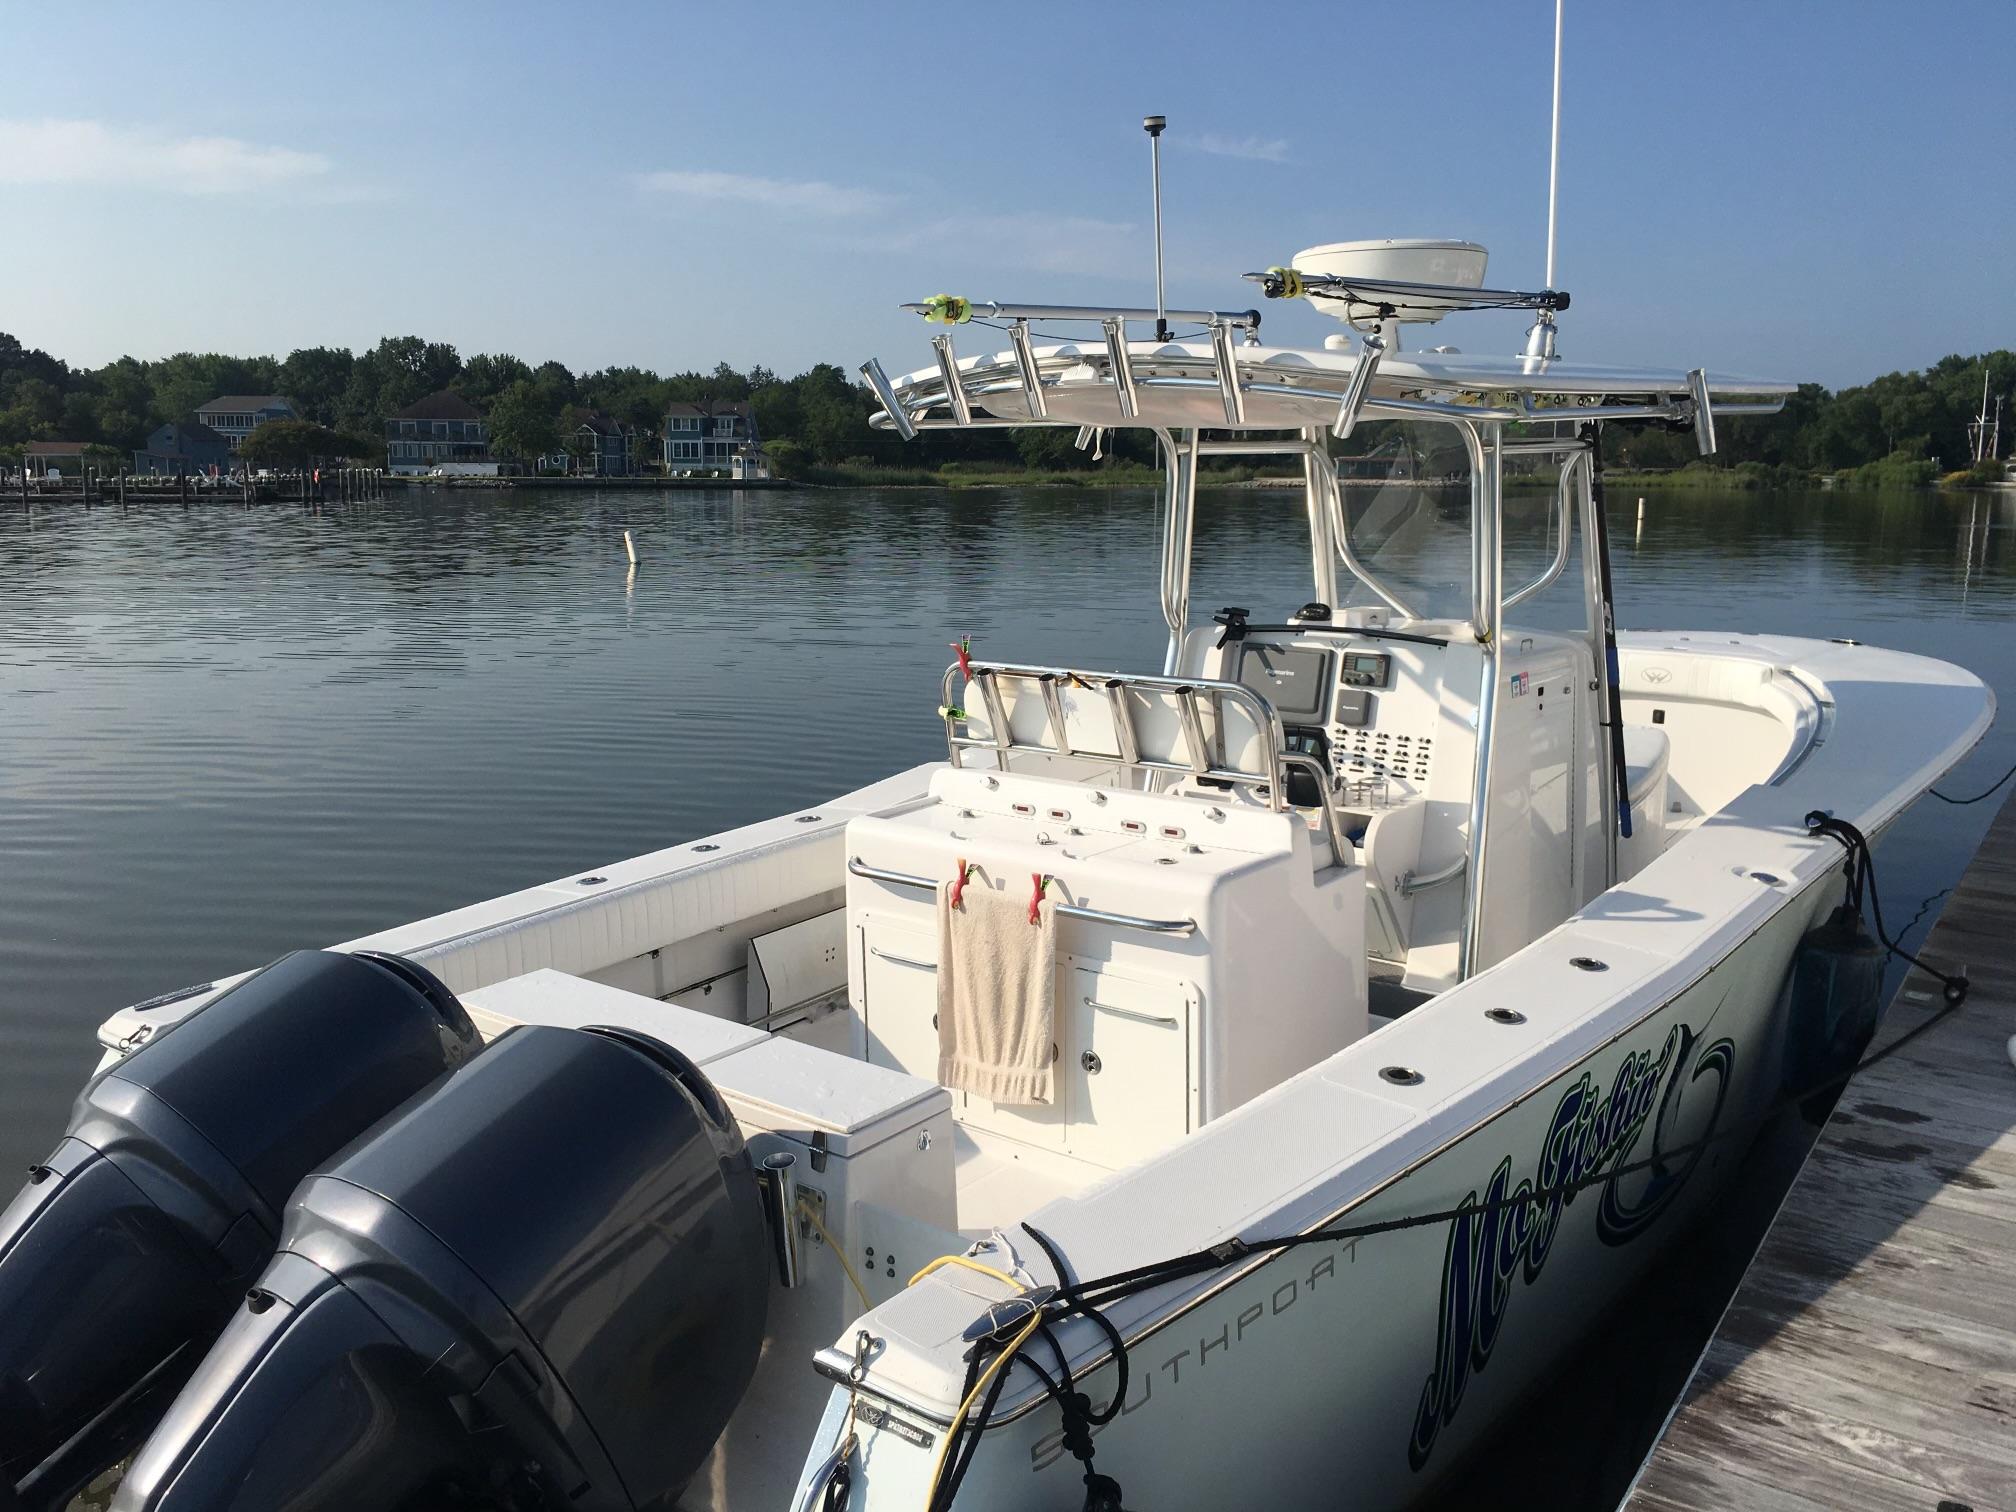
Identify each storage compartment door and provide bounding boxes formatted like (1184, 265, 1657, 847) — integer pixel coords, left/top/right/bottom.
(1065, 967, 1192, 1168)
(858, 922, 940, 1079)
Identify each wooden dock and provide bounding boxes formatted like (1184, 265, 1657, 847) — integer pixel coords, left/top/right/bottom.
(1627, 794, 2016, 1512)
(14, 467, 387, 507)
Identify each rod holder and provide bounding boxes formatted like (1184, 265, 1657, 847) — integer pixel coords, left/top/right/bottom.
(932, 335, 972, 426)
(1008, 320, 1047, 420)
(1211, 321, 1246, 426)
(859, 359, 916, 441)
(1102, 318, 1138, 419)
(1333, 333, 1385, 439)
(1686, 367, 1717, 456)
(757, 1149, 802, 1289)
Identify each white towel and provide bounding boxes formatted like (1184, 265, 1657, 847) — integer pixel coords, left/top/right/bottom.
(937, 878, 1055, 1105)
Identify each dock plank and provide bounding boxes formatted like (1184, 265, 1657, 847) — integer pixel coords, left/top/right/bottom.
(1629, 790, 2016, 1511)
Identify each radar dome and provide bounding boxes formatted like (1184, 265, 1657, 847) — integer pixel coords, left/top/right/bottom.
(1291, 239, 1489, 327)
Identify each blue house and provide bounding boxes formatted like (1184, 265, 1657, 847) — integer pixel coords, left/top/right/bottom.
(571, 412, 639, 476)
(195, 395, 299, 455)
(133, 420, 232, 476)
(663, 401, 756, 472)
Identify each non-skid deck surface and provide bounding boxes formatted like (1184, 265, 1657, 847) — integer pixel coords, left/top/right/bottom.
(1627, 793, 2016, 1512)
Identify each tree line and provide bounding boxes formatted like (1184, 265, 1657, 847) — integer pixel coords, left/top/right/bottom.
(0, 329, 2008, 482)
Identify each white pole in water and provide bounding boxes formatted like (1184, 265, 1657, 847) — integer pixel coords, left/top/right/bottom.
(1144, 115, 1168, 343)
(623, 529, 637, 566)
(1974, 367, 1993, 463)
(1544, 0, 1564, 290)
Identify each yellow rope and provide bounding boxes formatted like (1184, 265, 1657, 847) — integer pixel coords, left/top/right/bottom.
(920, 1307, 1043, 1511)
(921, 293, 972, 325)
(1266, 265, 1304, 300)
(797, 1197, 872, 1314)
(908, 1253, 1022, 1290)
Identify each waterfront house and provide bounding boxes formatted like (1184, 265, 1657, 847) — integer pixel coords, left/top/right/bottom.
(571, 412, 640, 477)
(133, 420, 231, 476)
(662, 400, 755, 471)
(23, 441, 89, 477)
(195, 395, 299, 455)
(386, 391, 493, 475)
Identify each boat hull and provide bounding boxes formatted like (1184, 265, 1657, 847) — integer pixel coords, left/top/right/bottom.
(819, 863, 1843, 1511)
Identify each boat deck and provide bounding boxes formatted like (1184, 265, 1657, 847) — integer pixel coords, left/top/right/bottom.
(1626, 794, 2016, 1512)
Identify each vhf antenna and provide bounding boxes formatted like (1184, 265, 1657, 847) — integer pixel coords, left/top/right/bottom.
(1524, 0, 1565, 370)
(1144, 114, 1168, 342)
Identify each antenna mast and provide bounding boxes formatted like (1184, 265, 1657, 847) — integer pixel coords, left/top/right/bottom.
(1523, 0, 1565, 369)
(1144, 114, 1168, 343)
(1545, 0, 1563, 288)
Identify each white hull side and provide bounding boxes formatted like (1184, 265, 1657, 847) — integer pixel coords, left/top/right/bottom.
(830, 868, 1838, 1511)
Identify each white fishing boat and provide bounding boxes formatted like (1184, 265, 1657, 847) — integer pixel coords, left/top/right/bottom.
(0, 171, 1995, 1512)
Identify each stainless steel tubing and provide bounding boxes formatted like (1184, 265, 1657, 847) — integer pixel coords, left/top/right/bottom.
(757, 1149, 802, 1289)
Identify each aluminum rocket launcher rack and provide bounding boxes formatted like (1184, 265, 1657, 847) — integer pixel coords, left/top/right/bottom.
(861, 287, 1786, 452)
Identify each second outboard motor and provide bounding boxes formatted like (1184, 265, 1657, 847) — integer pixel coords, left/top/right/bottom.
(0, 950, 478, 1510)
(115, 1023, 770, 1512)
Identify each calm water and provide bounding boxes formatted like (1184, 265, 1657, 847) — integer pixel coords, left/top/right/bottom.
(4, 483, 2013, 1502)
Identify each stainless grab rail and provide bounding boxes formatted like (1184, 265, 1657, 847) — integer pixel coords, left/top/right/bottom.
(1398, 854, 1467, 897)
(1278, 752, 1352, 871)
(847, 857, 1196, 936)
(1083, 997, 1179, 1028)
(866, 945, 935, 972)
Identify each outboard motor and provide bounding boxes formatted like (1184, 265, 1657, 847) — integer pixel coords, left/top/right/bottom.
(0, 949, 478, 1510)
(114, 1023, 770, 1512)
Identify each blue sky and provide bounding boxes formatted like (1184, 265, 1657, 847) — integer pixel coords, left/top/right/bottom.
(1, 2, 2008, 389)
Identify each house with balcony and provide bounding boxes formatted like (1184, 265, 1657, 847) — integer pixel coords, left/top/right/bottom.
(195, 395, 299, 454)
(662, 401, 756, 471)
(571, 412, 639, 477)
(133, 420, 231, 476)
(385, 391, 493, 475)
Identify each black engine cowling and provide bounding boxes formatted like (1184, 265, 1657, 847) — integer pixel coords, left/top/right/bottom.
(0, 949, 478, 1509)
(113, 1022, 770, 1512)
